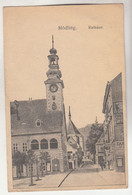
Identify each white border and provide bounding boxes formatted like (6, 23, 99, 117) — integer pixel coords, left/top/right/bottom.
(0, 0, 132, 195)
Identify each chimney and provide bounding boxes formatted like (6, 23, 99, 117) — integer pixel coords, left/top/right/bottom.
(14, 100, 20, 120)
(29, 97, 32, 101)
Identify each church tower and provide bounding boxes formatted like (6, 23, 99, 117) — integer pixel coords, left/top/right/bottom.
(44, 36, 64, 111)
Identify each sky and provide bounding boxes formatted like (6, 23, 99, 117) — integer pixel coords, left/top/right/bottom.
(4, 5, 125, 128)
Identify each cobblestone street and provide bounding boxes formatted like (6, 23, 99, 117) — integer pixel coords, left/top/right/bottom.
(13, 164, 126, 190)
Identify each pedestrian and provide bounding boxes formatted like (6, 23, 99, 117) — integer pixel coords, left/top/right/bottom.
(104, 161, 106, 169)
(100, 158, 105, 171)
(100, 162, 104, 170)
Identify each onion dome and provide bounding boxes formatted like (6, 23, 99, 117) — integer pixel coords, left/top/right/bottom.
(49, 48, 57, 54)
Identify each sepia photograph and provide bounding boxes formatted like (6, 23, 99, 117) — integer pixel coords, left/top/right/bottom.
(3, 4, 127, 191)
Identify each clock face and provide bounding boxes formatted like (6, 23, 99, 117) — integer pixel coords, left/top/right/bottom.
(50, 84, 58, 93)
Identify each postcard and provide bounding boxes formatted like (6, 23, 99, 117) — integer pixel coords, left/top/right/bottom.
(4, 4, 127, 191)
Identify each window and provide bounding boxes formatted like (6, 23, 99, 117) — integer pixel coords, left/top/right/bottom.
(35, 119, 41, 127)
(99, 146, 104, 153)
(52, 102, 57, 110)
(31, 139, 39, 150)
(50, 138, 58, 149)
(40, 162, 46, 171)
(117, 158, 123, 167)
(29, 164, 33, 172)
(40, 139, 48, 149)
(23, 143, 27, 152)
(116, 115, 123, 124)
(68, 152, 72, 159)
(52, 96, 55, 100)
(13, 143, 18, 153)
(113, 102, 123, 114)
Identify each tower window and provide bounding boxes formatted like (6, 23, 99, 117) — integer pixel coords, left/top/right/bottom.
(52, 102, 57, 110)
(52, 96, 55, 100)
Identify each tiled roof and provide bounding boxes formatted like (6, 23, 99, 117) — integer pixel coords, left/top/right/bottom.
(110, 73, 122, 102)
(11, 99, 63, 136)
(67, 119, 80, 135)
(102, 73, 122, 113)
(79, 124, 91, 137)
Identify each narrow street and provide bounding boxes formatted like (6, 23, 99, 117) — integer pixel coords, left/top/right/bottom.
(59, 163, 126, 188)
(13, 163, 126, 189)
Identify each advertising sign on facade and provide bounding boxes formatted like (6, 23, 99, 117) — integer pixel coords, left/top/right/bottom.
(115, 141, 124, 155)
(114, 126, 124, 141)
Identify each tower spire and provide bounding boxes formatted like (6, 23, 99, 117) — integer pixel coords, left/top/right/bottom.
(44, 37, 64, 112)
(69, 106, 71, 120)
(52, 35, 54, 49)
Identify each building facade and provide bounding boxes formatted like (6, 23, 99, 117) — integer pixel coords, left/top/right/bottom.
(11, 37, 68, 178)
(102, 73, 125, 172)
(95, 132, 105, 165)
(66, 107, 84, 169)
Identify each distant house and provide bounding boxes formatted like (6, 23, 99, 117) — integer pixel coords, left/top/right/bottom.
(95, 132, 105, 165)
(79, 124, 92, 156)
(66, 107, 84, 169)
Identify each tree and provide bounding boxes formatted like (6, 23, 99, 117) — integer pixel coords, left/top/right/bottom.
(86, 122, 103, 164)
(39, 152, 50, 176)
(26, 150, 36, 186)
(12, 151, 27, 178)
(76, 149, 84, 167)
(34, 153, 41, 181)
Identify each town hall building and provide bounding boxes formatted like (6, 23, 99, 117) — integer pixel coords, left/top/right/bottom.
(11, 37, 69, 177)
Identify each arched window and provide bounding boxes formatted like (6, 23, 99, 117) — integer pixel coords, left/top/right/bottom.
(50, 138, 58, 149)
(31, 139, 39, 150)
(40, 139, 48, 149)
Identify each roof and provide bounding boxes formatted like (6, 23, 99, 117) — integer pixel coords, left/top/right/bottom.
(110, 73, 122, 102)
(79, 124, 91, 137)
(10, 99, 64, 136)
(67, 119, 80, 135)
(102, 73, 122, 113)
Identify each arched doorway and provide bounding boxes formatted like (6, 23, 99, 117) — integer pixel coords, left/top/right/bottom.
(52, 158, 60, 172)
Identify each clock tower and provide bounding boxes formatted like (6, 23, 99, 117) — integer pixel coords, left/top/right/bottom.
(44, 36, 64, 111)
